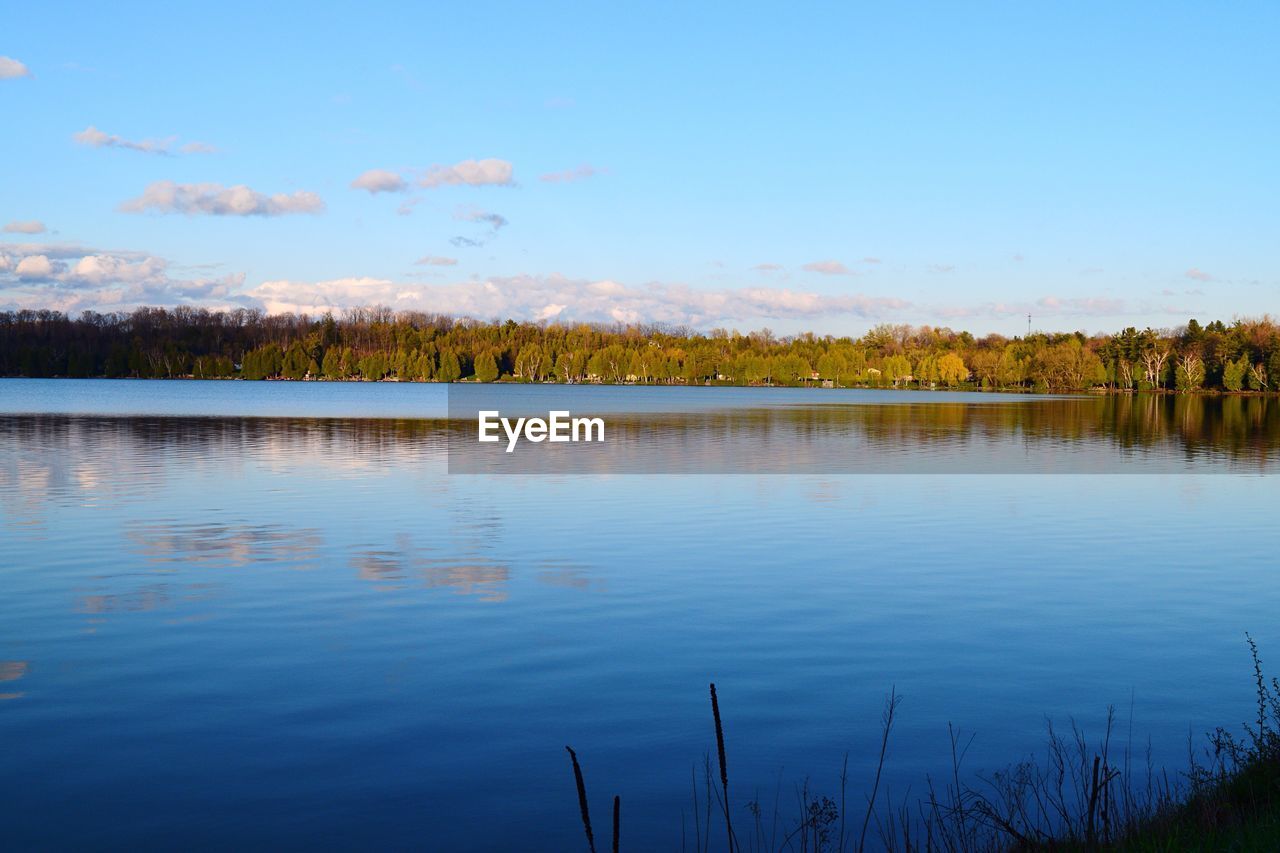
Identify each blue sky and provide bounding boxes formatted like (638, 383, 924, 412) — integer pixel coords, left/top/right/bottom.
(1, 1, 1276, 335)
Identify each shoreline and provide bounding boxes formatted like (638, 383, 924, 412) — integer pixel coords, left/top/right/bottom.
(3, 374, 1279, 398)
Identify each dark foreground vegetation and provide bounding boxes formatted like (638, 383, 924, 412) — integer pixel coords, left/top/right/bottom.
(565, 637, 1280, 851)
(3, 307, 1280, 393)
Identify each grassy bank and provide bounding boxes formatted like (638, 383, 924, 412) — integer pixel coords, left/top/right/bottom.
(565, 636, 1280, 851)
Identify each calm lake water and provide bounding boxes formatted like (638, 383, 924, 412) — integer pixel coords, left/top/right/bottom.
(2, 379, 1278, 850)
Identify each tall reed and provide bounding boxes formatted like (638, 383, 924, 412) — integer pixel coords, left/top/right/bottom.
(710, 682, 737, 852)
(612, 795, 620, 853)
(566, 745, 596, 853)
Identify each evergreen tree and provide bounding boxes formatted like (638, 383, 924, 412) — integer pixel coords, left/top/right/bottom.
(474, 351, 499, 382)
(437, 350, 462, 382)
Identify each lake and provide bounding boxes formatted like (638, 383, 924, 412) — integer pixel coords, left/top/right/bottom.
(1, 379, 1278, 850)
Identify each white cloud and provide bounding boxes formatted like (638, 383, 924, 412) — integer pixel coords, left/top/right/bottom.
(68, 253, 169, 286)
(414, 255, 458, 266)
(3, 220, 46, 234)
(242, 274, 908, 326)
(589, 280, 625, 296)
(73, 126, 215, 155)
(74, 126, 170, 155)
(0, 57, 31, 79)
(356, 161, 514, 207)
(15, 255, 56, 279)
(802, 260, 852, 276)
(119, 181, 324, 216)
(0, 242, 247, 313)
(539, 164, 602, 183)
(753, 263, 783, 271)
(1185, 267, 1214, 282)
(351, 169, 408, 194)
(419, 158, 514, 188)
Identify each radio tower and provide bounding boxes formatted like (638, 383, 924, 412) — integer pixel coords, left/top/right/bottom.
(1027, 313, 1031, 337)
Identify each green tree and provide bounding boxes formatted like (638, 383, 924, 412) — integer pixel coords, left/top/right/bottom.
(282, 341, 311, 379)
(242, 343, 283, 380)
(474, 351, 499, 383)
(415, 352, 435, 381)
(322, 347, 344, 380)
(938, 352, 969, 386)
(515, 343, 547, 382)
(915, 354, 939, 386)
(437, 350, 462, 382)
(1175, 353, 1205, 392)
(555, 350, 586, 382)
(883, 354, 913, 387)
(358, 352, 388, 380)
(1222, 356, 1248, 392)
(816, 352, 847, 386)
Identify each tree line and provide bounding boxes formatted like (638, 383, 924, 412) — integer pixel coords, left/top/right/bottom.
(1, 306, 1278, 392)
